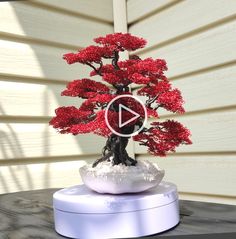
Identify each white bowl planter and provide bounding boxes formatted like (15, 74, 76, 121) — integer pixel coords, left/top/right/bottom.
(79, 159, 165, 194)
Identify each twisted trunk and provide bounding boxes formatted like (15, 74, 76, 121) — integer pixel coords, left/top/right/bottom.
(92, 134, 137, 167)
(92, 50, 138, 167)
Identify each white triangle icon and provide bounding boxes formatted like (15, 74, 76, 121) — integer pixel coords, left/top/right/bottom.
(118, 104, 140, 128)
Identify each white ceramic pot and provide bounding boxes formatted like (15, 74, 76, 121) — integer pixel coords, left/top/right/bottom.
(79, 159, 165, 194)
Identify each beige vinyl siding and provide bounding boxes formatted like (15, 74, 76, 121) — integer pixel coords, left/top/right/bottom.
(129, 0, 236, 51)
(139, 21, 236, 78)
(0, 0, 113, 193)
(138, 155, 236, 196)
(1, 0, 236, 206)
(0, 80, 81, 117)
(32, 0, 113, 23)
(0, 123, 107, 160)
(128, 0, 236, 204)
(0, 1, 112, 48)
(127, 0, 180, 24)
(134, 110, 236, 153)
(0, 156, 95, 193)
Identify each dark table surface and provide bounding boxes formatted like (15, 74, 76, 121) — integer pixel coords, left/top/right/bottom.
(0, 188, 236, 239)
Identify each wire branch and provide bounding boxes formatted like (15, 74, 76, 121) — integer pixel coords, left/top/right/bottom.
(112, 51, 120, 70)
(145, 95, 158, 107)
(86, 62, 102, 76)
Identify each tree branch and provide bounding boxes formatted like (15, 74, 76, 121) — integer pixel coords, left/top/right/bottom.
(145, 95, 158, 107)
(86, 62, 103, 76)
(112, 51, 120, 70)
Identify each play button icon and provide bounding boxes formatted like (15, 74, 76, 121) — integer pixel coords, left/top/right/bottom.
(105, 94, 147, 137)
(119, 104, 140, 128)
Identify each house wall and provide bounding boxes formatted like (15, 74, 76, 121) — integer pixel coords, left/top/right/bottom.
(128, 0, 236, 204)
(0, 0, 114, 193)
(1, 0, 236, 205)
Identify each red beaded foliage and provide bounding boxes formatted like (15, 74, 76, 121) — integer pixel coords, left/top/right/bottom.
(70, 110, 113, 137)
(63, 45, 114, 64)
(49, 32, 192, 157)
(133, 121, 192, 156)
(49, 106, 93, 134)
(61, 79, 110, 98)
(94, 33, 147, 51)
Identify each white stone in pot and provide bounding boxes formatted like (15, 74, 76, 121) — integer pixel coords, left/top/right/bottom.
(79, 159, 165, 194)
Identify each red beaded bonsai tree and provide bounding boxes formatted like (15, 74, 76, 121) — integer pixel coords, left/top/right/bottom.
(49, 33, 192, 167)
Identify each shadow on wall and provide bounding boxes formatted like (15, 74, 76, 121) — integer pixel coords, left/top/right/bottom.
(0, 2, 107, 193)
(0, 105, 33, 193)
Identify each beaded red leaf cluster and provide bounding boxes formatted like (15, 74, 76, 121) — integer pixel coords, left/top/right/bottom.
(49, 33, 191, 156)
(133, 121, 192, 156)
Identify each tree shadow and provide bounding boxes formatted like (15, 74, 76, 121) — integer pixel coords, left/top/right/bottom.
(0, 105, 33, 193)
(0, 1, 109, 193)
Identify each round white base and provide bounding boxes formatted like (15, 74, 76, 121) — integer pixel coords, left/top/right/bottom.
(53, 182, 179, 239)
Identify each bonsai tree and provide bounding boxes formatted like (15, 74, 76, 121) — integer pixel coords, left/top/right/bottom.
(49, 33, 192, 167)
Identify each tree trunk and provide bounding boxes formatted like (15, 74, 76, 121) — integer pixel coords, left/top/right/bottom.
(92, 134, 137, 167)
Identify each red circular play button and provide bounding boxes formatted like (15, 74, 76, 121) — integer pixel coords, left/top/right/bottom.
(105, 94, 147, 137)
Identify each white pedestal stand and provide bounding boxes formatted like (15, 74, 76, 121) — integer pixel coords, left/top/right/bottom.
(53, 181, 179, 239)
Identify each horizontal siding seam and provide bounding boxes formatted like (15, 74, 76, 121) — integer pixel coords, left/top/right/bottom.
(7, 106, 236, 122)
(130, 60, 236, 84)
(169, 60, 236, 81)
(136, 151, 236, 157)
(0, 116, 52, 123)
(132, 14, 236, 55)
(0, 32, 81, 51)
(158, 105, 236, 119)
(26, 0, 113, 25)
(128, 0, 183, 26)
(0, 154, 99, 166)
(180, 191, 236, 200)
(131, 61, 236, 91)
(0, 73, 69, 85)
